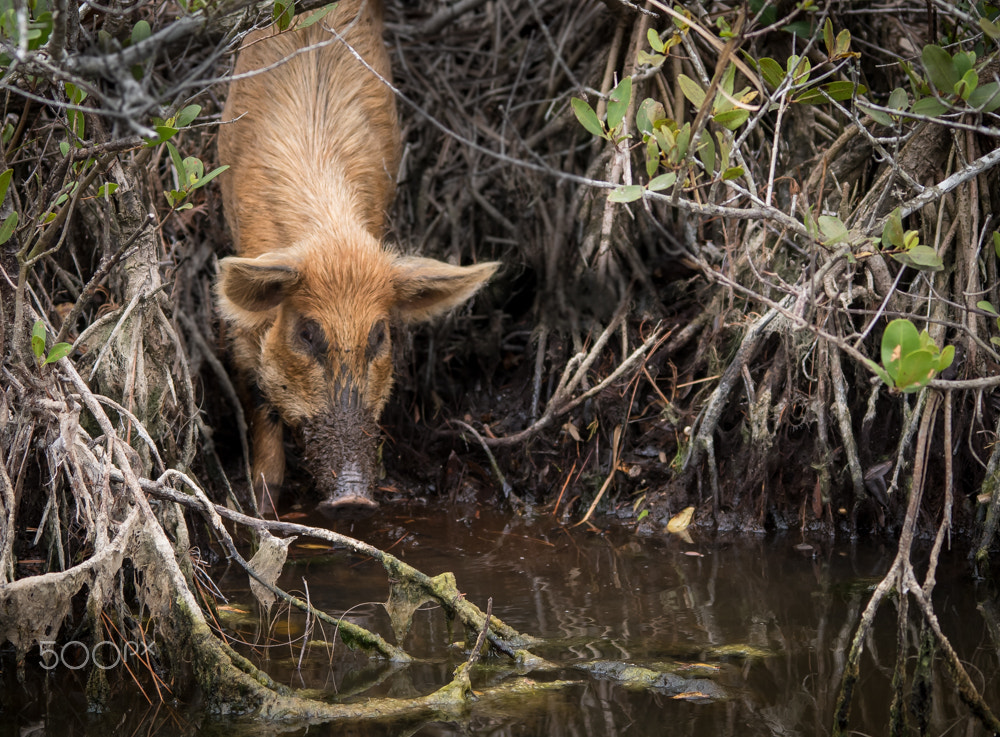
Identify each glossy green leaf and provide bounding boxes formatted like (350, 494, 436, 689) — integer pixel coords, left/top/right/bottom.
(698, 133, 716, 174)
(758, 57, 785, 90)
(647, 27, 665, 53)
(881, 208, 904, 248)
(0, 211, 17, 246)
(969, 82, 1000, 112)
(43, 343, 72, 364)
(607, 76, 632, 132)
(864, 357, 894, 388)
(298, 3, 334, 29)
(176, 104, 201, 128)
(31, 320, 46, 358)
(911, 96, 948, 117)
(571, 98, 605, 138)
(955, 68, 978, 100)
(636, 98, 665, 135)
(644, 139, 660, 177)
(888, 87, 908, 111)
(194, 165, 229, 188)
(608, 185, 644, 203)
(786, 54, 811, 85)
(822, 17, 835, 57)
(953, 51, 975, 77)
(648, 172, 677, 191)
(857, 102, 893, 126)
(712, 108, 749, 129)
(981, 17, 1000, 40)
(895, 349, 935, 392)
(131, 19, 150, 45)
(922, 44, 959, 93)
(818, 215, 849, 244)
(721, 166, 744, 181)
(0, 168, 11, 204)
(796, 81, 863, 104)
(677, 74, 706, 107)
(881, 319, 921, 377)
(891, 244, 943, 271)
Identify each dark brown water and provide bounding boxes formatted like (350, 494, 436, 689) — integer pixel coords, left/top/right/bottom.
(4, 501, 999, 736)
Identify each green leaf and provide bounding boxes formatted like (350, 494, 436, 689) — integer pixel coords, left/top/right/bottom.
(993, 231, 1000, 259)
(647, 27, 665, 54)
(166, 141, 186, 183)
(953, 51, 975, 78)
(43, 343, 72, 364)
(936, 344, 955, 374)
(881, 208, 904, 248)
(891, 245, 943, 271)
(818, 215, 849, 244)
(607, 76, 632, 132)
(857, 102, 894, 127)
(0, 168, 12, 204)
(969, 82, 1000, 112)
(721, 166, 744, 181)
(698, 133, 716, 174)
(758, 57, 785, 89)
(637, 50, 666, 67)
(888, 87, 909, 111)
(978, 300, 997, 316)
(59, 140, 70, 157)
(31, 320, 46, 359)
(881, 319, 921, 378)
(0, 211, 17, 246)
(991, 336, 1000, 348)
(648, 172, 677, 191)
(298, 3, 335, 29)
(795, 81, 863, 104)
(955, 68, 978, 100)
(677, 74, 706, 108)
(608, 185, 644, 203)
(97, 182, 118, 197)
(835, 29, 852, 56)
(644, 139, 660, 178)
(273, 0, 294, 30)
(636, 98, 665, 135)
(787, 54, 811, 85)
(131, 19, 150, 45)
(981, 17, 1000, 40)
(193, 164, 229, 188)
(902, 229, 920, 250)
(175, 104, 201, 128)
(921, 44, 959, 93)
(822, 17, 834, 57)
(571, 98, 605, 138)
(895, 349, 935, 391)
(712, 108, 749, 129)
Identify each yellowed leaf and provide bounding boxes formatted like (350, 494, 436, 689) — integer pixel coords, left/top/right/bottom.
(666, 505, 695, 534)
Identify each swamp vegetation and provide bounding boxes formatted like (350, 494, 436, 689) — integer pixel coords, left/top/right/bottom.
(1, 0, 1000, 733)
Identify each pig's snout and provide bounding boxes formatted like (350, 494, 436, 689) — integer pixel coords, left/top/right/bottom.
(316, 459, 378, 517)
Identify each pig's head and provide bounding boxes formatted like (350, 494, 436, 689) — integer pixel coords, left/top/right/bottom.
(217, 237, 498, 515)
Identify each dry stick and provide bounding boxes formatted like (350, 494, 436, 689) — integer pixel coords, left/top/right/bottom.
(485, 319, 664, 447)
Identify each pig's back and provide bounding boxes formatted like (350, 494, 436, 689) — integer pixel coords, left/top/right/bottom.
(219, 0, 399, 257)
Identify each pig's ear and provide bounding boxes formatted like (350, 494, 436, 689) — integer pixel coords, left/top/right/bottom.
(392, 256, 499, 323)
(217, 255, 301, 315)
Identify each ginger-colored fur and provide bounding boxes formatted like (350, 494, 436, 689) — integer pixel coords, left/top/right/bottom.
(216, 0, 498, 514)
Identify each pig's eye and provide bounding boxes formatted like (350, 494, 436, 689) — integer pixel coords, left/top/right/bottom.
(297, 319, 326, 357)
(366, 320, 388, 362)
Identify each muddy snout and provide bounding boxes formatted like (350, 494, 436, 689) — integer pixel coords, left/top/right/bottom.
(301, 408, 380, 517)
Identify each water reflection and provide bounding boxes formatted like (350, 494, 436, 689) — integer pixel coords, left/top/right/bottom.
(3, 503, 998, 736)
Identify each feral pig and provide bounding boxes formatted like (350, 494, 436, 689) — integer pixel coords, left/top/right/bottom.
(216, 0, 498, 518)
